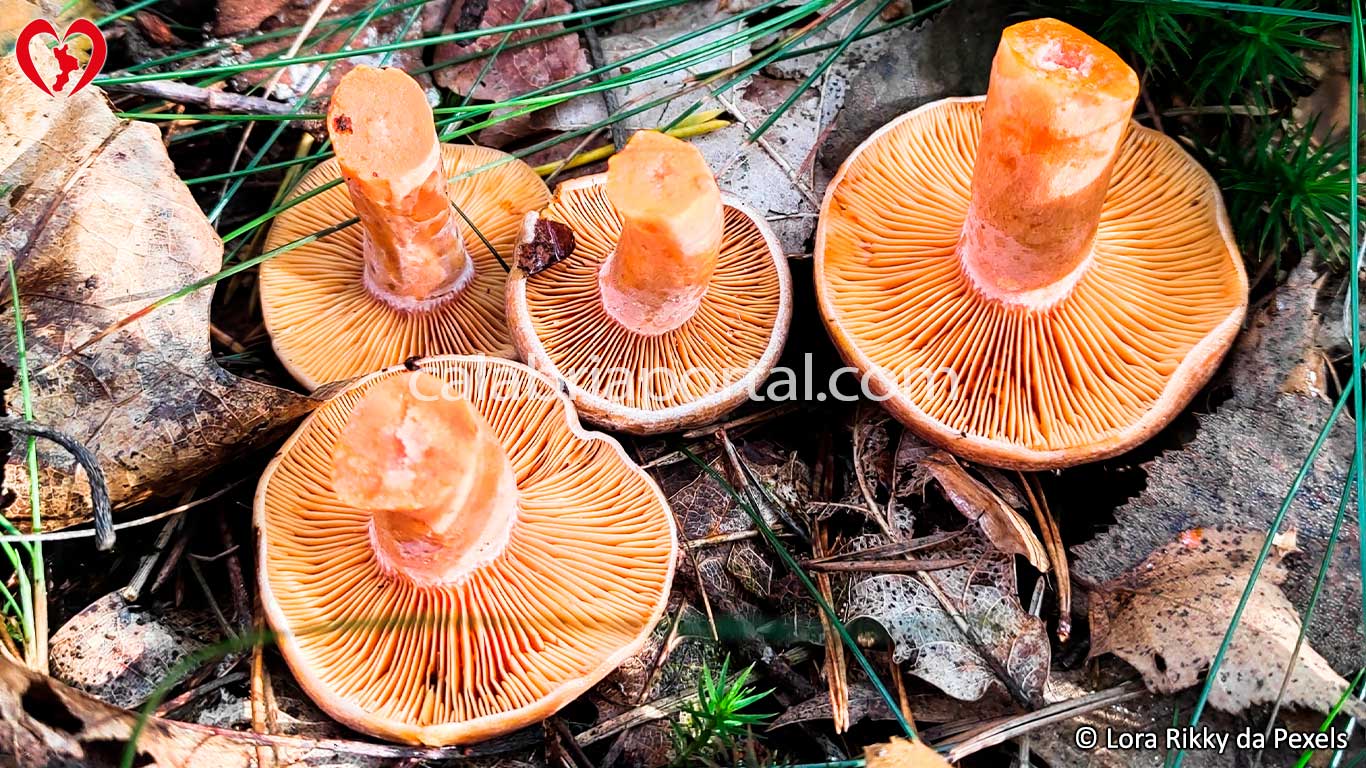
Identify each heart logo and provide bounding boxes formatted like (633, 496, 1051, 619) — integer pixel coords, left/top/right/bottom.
(14, 18, 107, 97)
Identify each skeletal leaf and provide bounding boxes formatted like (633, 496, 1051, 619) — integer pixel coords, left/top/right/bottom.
(845, 535, 1048, 702)
(1089, 527, 1366, 720)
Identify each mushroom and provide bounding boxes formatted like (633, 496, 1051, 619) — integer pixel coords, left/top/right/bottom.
(261, 66, 550, 389)
(255, 356, 676, 744)
(815, 18, 1247, 469)
(507, 130, 792, 434)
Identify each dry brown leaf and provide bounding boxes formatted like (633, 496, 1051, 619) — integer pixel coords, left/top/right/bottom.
(899, 441, 1049, 572)
(0, 48, 315, 532)
(1075, 262, 1361, 671)
(1089, 527, 1366, 721)
(433, 0, 588, 102)
(865, 737, 951, 768)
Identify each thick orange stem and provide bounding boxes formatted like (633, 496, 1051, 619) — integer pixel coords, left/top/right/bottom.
(328, 66, 470, 311)
(331, 373, 518, 587)
(599, 131, 723, 336)
(957, 19, 1139, 306)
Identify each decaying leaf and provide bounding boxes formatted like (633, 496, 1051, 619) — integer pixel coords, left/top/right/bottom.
(1089, 527, 1366, 720)
(433, 0, 589, 103)
(49, 594, 212, 710)
(864, 737, 951, 768)
(898, 440, 1049, 572)
(0, 49, 315, 532)
(515, 216, 576, 275)
(1075, 261, 1362, 671)
(845, 535, 1049, 703)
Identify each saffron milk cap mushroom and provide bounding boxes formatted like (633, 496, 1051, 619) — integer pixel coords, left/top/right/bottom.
(815, 18, 1247, 469)
(507, 130, 792, 434)
(255, 356, 676, 744)
(260, 66, 550, 389)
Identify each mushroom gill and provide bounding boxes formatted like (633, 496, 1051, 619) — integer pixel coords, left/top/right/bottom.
(256, 356, 675, 745)
(816, 19, 1247, 469)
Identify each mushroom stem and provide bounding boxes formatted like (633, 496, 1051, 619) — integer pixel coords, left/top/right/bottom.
(956, 19, 1139, 307)
(599, 131, 723, 336)
(328, 66, 471, 312)
(331, 373, 518, 587)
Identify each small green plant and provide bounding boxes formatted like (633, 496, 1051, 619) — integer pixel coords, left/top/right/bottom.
(1191, 0, 1335, 106)
(1199, 119, 1362, 269)
(1051, 0, 1207, 74)
(669, 657, 773, 767)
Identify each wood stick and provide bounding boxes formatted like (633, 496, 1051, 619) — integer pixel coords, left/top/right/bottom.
(107, 81, 295, 115)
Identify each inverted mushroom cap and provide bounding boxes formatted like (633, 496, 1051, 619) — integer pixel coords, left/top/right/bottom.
(255, 355, 676, 744)
(507, 133, 792, 434)
(816, 19, 1246, 469)
(261, 66, 549, 390)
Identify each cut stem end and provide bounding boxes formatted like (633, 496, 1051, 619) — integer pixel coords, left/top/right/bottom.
(956, 18, 1139, 308)
(332, 373, 518, 588)
(328, 65, 472, 311)
(599, 131, 723, 336)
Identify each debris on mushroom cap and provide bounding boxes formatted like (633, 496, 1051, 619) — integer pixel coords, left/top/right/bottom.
(815, 18, 1247, 470)
(259, 66, 550, 391)
(506, 132, 793, 434)
(255, 356, 676, 745)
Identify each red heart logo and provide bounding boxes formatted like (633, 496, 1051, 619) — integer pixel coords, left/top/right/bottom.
(15, 18, 107, 97)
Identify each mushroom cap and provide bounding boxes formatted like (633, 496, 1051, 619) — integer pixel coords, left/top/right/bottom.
(255, 355, 676, 745)
(816, 97, 1247, 469)
(507, 174, 793, 434)
(261, 145, 550, 390)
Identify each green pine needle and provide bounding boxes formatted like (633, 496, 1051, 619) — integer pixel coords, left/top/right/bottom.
(1199, 119, 1363, 268)
(1190, 0, 1334, 106)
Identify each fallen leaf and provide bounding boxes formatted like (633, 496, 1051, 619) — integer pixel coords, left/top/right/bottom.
(213, 0, 371, 37)
(845, 535, 1049, 703)
(50, 594, 213, 709)
(0, 48, 315, 532)
(433, 0, 589, 142)
(1075, 261, 1362, 671)
(900, 442, 1049, 572)
(1089, 527, 1366, 721)
(864, 737, 951, 768)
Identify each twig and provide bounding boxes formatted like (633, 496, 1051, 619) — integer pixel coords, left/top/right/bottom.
(154, 671, 246, 716)
(218, 517, 251, 635)
(0, 480, 245, 545)
(0, 418, 113, 550)
(1020, 473, 1070, 642)
(570, 0, 626, 151)
(813, 523, 850, 733)
(718, 430, 811, 546)
(121, 505, 186, 601)
(251, 600, 277, 768)
(804, 557, 971, 574)
(151, 529, 191, 594)
(106, 81, 295, 115)
(551, 717, 594, 768)
(635, 606, 685, 704)
(944, 681, 1143, 761)
(851, 410, 895, 538)
(805, 529, 966, 565)
(188, 557, 237, 640)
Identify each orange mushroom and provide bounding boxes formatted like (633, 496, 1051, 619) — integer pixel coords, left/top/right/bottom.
(507, 131, 792, 434)
(261, 66, 550, 389)
(255, 356, 676, 744)
(816, 18, 1247, 469)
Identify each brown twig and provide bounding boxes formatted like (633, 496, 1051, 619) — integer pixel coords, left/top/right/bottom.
(803, 557, 972, 574)
(250, 602, 278, 768)
(804, 530, 966, 565)
(217, 517, 251, 635)
(154, 671, 247, 716)
(107, 81, 295, 115)
(1020, 473, 1070, 642)
(813, 523, 850, 733)
(635, 606, 685, 705)
(944, 681, 1144, 761)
